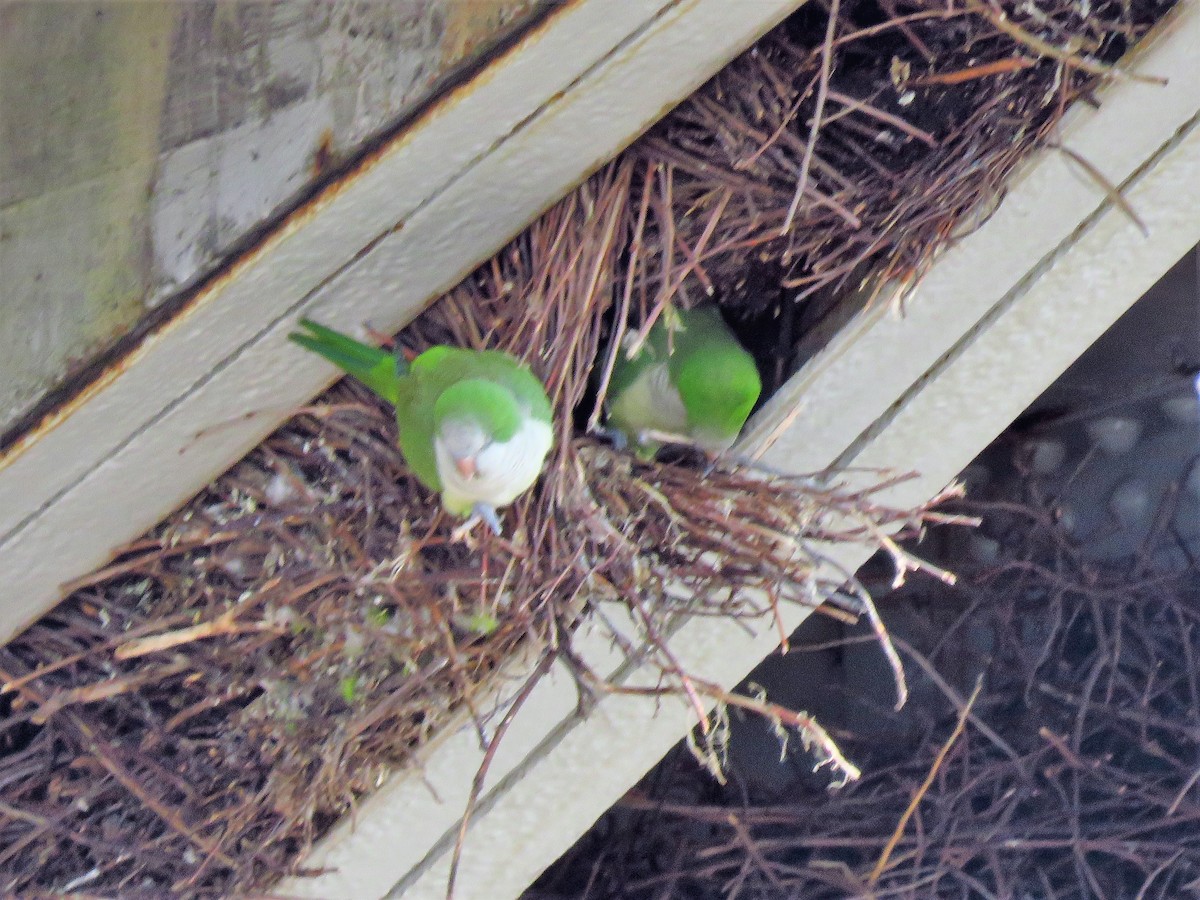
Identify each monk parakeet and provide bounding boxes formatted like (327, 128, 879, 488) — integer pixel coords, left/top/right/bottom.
(605, 304, 761, 459)
(289, 319, 553, 533)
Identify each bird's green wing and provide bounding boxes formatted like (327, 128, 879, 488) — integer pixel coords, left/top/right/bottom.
(391, 346, 453, 492)
(668, 305, 761, 449)
(288, 319, 403, 405)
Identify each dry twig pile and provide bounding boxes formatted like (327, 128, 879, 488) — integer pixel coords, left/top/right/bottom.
(532, 490, 1200, 899)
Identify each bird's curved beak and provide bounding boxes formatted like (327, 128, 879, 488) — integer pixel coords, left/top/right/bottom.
(454, 456, 477, 479)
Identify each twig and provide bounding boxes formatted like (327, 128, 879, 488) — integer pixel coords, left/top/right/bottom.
(30, 660, 189, 724)
(823, 89, 939, 148)
(783, 0, 840, 234)
(1053, 142, 1149, 237)
(446, 651, 557, 899)
(589, 163, 651, 432)
(909, 56, 1038, 86)
(965, 1, 1167, 84)
(869, 677, 982, 886)
(894, 635, 1028, 772)
(114, 610, 283, 660)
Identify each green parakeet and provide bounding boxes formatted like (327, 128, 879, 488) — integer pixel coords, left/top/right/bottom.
(289, 319, 554, 532)
(606, 304, 761, 459)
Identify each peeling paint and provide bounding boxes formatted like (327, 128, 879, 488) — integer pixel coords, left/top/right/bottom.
(149, 0, 548, 301)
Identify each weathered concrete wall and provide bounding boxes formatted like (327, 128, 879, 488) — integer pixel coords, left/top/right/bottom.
(0, 0, 544, 433)
(0, 2, 176, 432)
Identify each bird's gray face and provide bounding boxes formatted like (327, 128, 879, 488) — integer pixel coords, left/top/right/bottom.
(437, 417, 490, 479)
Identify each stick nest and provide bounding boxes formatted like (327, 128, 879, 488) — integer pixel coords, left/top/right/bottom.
(532, 486, 1200, 899)
(0, 0, 1176, 894)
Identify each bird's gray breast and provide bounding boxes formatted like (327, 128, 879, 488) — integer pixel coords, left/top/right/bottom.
(611, 362, 688, 435)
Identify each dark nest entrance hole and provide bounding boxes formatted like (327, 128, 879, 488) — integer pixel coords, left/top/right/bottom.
(0, 0, 1181, 896)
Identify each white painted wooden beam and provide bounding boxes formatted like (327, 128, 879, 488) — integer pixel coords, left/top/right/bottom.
(740, 1, 1200, 476)
(278, 6, 1200, 898)
(849, 122, 1200, 510)
(0, 0, 803, 647)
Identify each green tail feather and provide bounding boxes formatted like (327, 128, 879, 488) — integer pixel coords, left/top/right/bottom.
(289, 318, 403, 404)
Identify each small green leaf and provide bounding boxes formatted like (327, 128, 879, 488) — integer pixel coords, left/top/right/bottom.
(339, 675, 359, 703)
(464, 612, 499, 635)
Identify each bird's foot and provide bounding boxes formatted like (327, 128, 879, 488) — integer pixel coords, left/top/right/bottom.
(639, 428, 692, 448)
(474, 503, 503, 536)
(449, 504, 502, 543)
(592, 426, 629, 451)
(449, 519, 476, 544)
